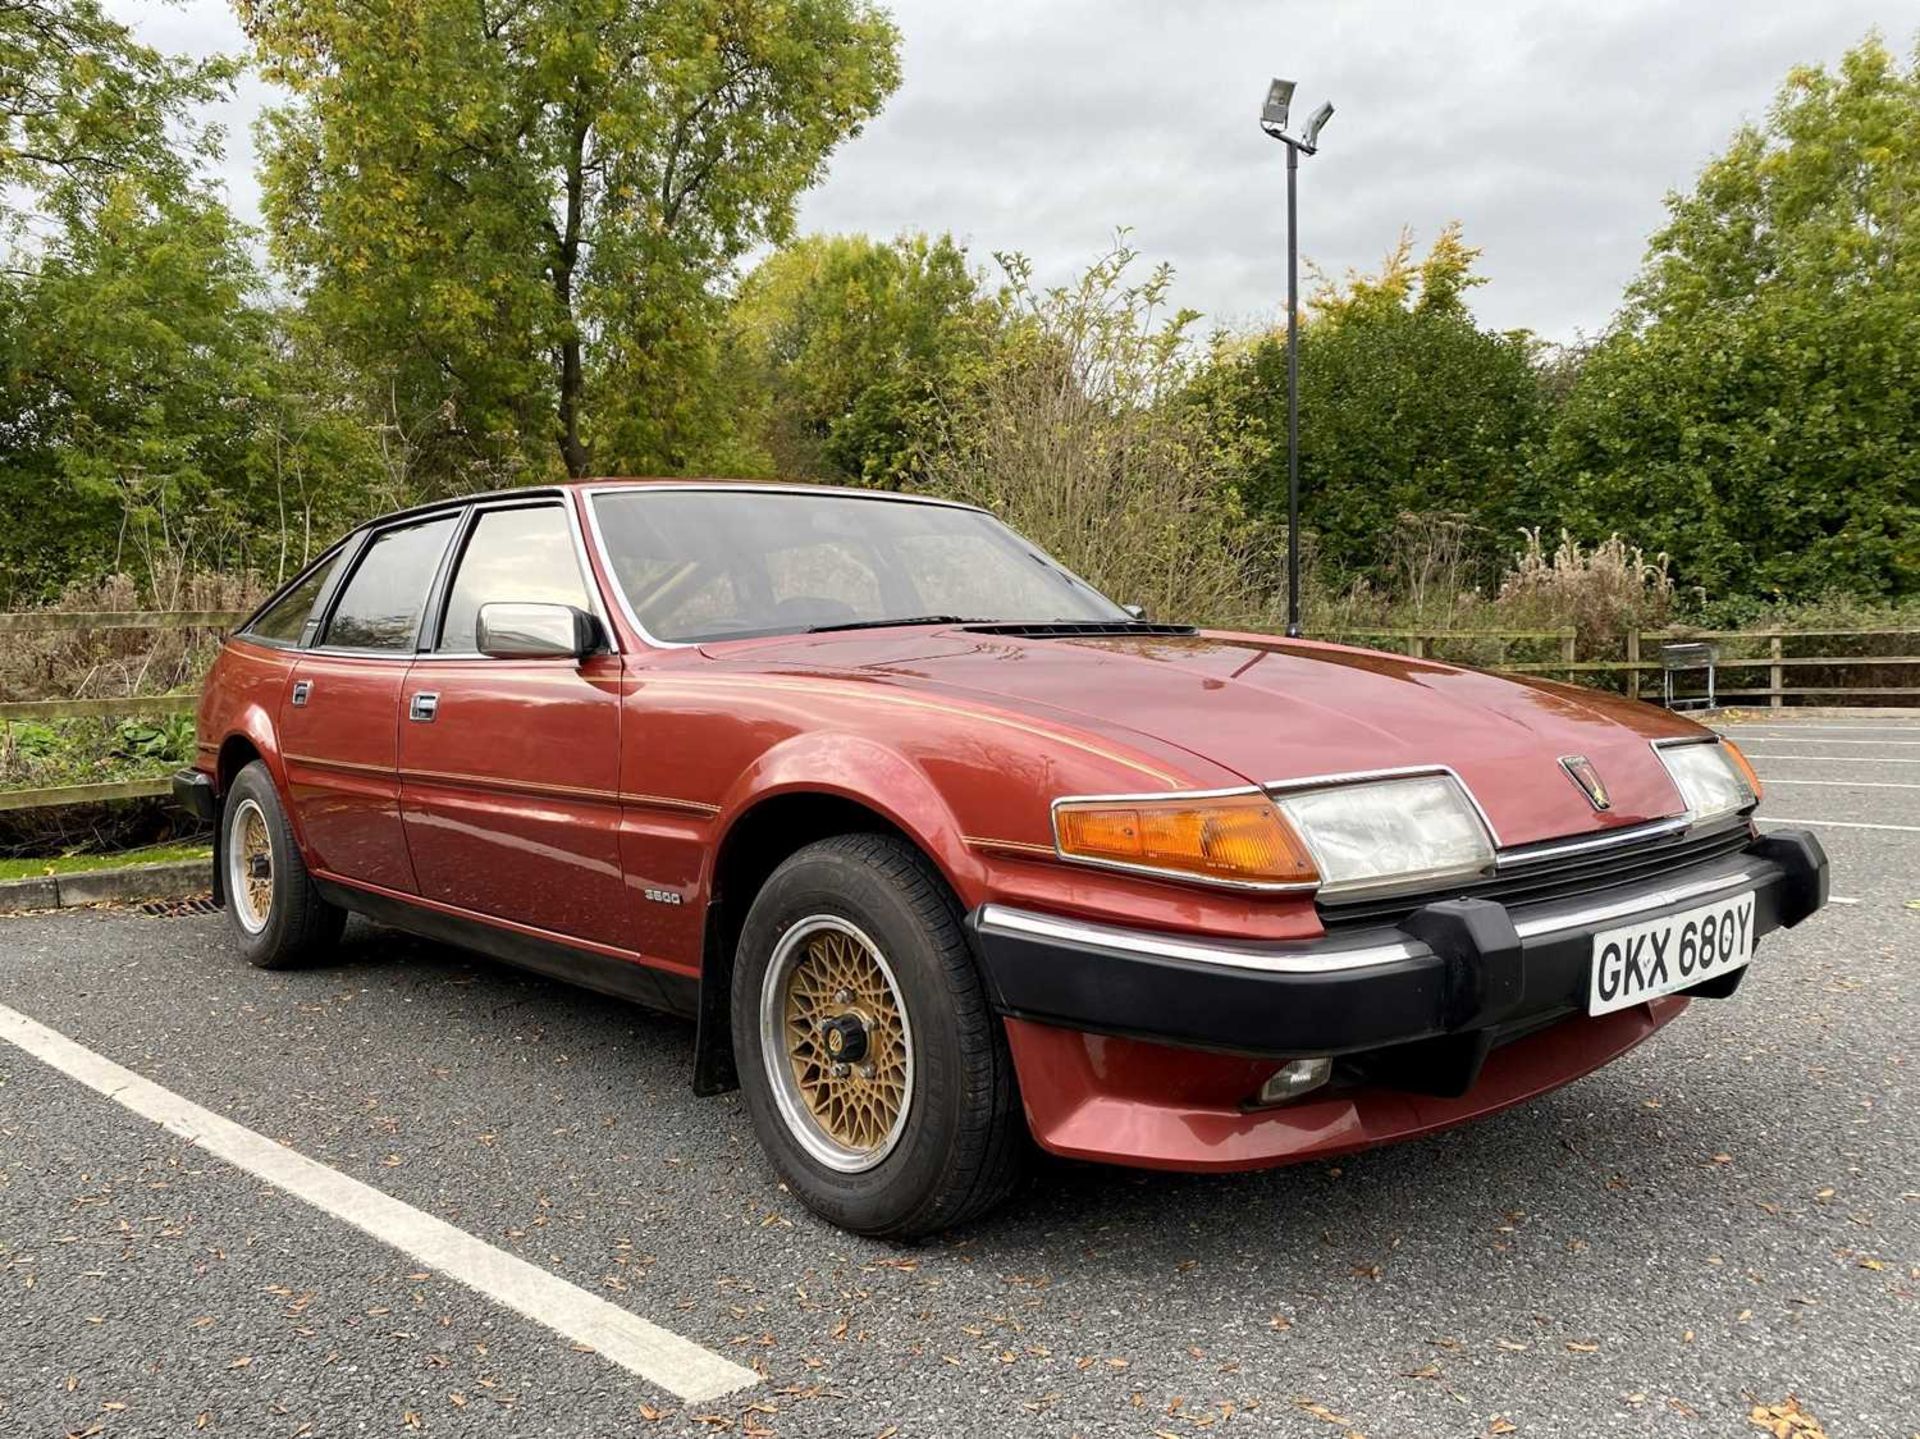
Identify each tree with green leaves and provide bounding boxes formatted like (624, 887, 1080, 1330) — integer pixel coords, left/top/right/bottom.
(1193, 224, 1551, 587)
(1, 0, 232, 223)
(0, 3, 389, 602)
(1548, 33, 1919, 600)
(240, 0, 901, 486)
(4, 2, 240, 596)
(731, 231, 1001, 486)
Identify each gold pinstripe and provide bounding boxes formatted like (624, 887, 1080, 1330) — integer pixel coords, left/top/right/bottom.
(964, 836, 1058, 859)
(284, 753, 718, 815)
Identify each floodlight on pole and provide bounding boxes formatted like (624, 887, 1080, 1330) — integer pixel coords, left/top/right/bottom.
(1259, 76, 1334, 638)
(1302, 100, 1334, 151)
(1261, 78, 1295, 130)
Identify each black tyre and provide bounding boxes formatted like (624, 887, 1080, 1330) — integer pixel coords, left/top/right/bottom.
(222, 760, 345, 969)
(731, 833, 1024, 1237)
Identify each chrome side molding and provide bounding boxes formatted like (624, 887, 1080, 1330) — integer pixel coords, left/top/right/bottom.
(974, 904, 1426, 975)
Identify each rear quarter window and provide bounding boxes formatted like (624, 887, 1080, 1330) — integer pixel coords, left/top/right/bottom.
(246, 548, 349, 645)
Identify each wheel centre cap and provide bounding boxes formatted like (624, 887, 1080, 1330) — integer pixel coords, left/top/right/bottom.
(821, 1013, 869, 1064)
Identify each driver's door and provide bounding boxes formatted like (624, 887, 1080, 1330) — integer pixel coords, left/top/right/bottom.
(397, 500, 628, 949)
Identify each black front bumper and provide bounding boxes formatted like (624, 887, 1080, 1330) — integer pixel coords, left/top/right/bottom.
(969, 829, 1828, 1089)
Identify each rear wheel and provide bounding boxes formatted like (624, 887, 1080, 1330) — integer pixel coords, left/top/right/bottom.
(223, 760, 344, 969)
(731, 834, 1024, 1237)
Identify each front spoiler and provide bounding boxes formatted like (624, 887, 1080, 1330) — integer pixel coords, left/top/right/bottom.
(969, 828, 1828, 1096)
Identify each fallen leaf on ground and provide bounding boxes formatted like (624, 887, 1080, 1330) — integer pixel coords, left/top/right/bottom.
(1293, 1396, 1364, 1437)
(1749, 1395, 1828, 1439)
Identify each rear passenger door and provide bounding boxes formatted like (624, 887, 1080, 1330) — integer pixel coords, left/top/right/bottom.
(397, 500, 629, 949)
(279, 514, 459, 893)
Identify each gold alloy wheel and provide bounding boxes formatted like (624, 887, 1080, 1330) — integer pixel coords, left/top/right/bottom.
(227, 797, 274, 934)
(760, 916, 915, 1172)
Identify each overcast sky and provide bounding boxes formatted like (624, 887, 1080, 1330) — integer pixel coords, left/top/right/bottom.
(119, 0, 1911, 342)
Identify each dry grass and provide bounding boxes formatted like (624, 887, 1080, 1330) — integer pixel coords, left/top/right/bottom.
(1496, 529, 1675, 656)
(0, 571, 262, 705)
(1, 571, 265, 855)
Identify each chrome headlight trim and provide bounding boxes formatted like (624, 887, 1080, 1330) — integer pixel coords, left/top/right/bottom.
(1263, 766, 1499, 900)
(1652, 736, 1756, 825)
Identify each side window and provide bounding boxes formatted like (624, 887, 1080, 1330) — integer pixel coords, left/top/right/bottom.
(247, 547, 348, 644)
(437, 505, 592, 652)
(321, 516, 458, 651)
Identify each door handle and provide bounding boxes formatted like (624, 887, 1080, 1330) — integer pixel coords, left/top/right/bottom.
(409, 691, 439, 722)
(291, 679, 312, 707)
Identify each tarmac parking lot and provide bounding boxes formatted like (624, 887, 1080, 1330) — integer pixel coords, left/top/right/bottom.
(1, 712, 1914, 1438)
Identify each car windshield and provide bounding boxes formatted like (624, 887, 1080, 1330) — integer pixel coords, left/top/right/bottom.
(590, 488, 1129, 643)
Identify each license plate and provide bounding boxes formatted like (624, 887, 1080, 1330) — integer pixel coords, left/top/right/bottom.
(1589, 891, 1756, 1016)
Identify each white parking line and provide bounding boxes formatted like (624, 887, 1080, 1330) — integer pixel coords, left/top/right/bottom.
(1722, 737, 1920, 746)
(1761, 778, 1920, 790)
(1757, 817, 1920, 834)
(0, 1002, 758, 1404)
(1742, 754, 1920, 764)
(1718, 724, 1920, 733)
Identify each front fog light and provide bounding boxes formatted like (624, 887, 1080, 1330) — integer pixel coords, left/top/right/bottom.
(1257, 1057, 1332, 1106)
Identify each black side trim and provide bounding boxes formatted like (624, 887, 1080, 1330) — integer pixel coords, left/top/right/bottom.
(692, 896, 739, 1096)
(313, 880, 699, 1020)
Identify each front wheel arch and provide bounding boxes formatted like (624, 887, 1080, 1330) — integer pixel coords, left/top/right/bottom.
(695, 789, 974, 1097)
(728, 831, 1025, 1235)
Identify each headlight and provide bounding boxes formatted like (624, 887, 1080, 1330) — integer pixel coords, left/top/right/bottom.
(1053, 791, 1318, 889)
(1273, 772, 1495, 899)
(1656, 739, 1758, 822)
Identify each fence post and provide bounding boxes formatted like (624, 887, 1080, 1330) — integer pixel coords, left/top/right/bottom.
(1769, 634, 1783, 709)
(1560, 629, 1577, 673)
(1409, 634, 1427, 660)
(1626, 630, 1641, 701)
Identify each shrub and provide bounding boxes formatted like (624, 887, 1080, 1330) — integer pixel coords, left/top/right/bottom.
(923, 242, 1281, 629)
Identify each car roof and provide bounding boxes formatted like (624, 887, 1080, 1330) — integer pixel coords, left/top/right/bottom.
(354, 478, 985, 534)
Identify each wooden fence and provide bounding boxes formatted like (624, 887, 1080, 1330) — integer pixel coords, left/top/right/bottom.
(1323, 626, 1920, 705)
(0, 609, 244, 814)
(2, 613, 1915, 814)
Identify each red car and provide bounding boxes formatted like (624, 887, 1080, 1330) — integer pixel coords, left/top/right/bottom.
(176, 481, 1828, 1236)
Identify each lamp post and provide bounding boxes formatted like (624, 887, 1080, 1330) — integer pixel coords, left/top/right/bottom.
(1260, 79, 1333, 638)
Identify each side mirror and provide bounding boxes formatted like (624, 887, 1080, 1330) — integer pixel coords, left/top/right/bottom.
(1121, 603, 1147, 620)
(475, 602, 602, 659)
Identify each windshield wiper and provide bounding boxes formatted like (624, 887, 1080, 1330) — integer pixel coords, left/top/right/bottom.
(805, 614, 981, 634)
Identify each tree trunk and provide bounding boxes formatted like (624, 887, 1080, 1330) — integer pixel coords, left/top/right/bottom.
(554, 117, 590, 478)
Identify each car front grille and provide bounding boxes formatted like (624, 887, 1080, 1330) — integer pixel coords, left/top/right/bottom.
(1315, 818, 1755, 931)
